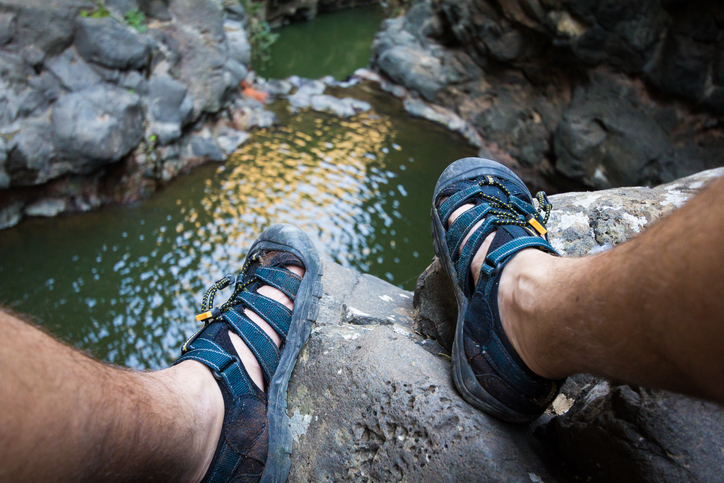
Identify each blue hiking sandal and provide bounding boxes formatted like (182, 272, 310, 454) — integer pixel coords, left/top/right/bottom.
(430, 157, 565, 423)
(175, 224, 323, 482)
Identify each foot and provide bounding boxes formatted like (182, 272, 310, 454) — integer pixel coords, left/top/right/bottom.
(172, 225, 322, 482)
(431, 157, 564, 423)
(446, 201, 560, 381)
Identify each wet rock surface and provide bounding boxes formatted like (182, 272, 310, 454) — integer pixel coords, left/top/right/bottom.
(410, 167, 724, 482)
(371, 0, 724, 194)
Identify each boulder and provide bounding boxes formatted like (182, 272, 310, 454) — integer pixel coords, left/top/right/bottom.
(536, 383, 724, 482)
(411, 167, 724, 482)
(554, 84, 671, 189)
(145, 75, 194, 145)
(288, 260, 556, 482)
(0, 0, 92, 61)
(224, 19, 251, 66)
(0, 12, 15, 46)
(75, 16, 151, 71)
(168, 0, 225, 41)
(51, 84, 143, 170)
(214, 126, 249, 155)
(45, 47, 102, 92)
(5, 115, 58, 186)
(24, 198, 67, 217)
(308, 95, 371, 118)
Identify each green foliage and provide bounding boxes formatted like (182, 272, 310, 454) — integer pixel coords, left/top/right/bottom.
(239, 0, 279, 67)
(124, 9, 148, 33)
(80, 5, 111, 18)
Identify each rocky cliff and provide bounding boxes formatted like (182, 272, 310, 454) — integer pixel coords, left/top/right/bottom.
(372, 0, 724, 195)
(0, 0, 260, 228)
(290, 166, 724, 482)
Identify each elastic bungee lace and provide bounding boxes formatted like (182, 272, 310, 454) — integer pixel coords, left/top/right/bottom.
(475, 177, 553, 231)
(199, 252, 261, 315)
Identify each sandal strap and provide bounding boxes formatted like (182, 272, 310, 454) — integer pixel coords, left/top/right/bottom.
(454, 217, 497, 291)
(237, 291, 292, 341)
(224, 309, 280, 385)
(253, 266, 301, 302)
(446, 203, 493, 257)
(478, 237, 557, 298)
(438, 184, 485, 225)
(176, 337, 254, 399)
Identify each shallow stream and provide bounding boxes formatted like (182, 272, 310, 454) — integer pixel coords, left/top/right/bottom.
(0, 8, 476, 369)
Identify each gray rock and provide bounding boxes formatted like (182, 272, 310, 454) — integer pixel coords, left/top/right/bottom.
(139, 0, 171, 20)
(45, 48, 102, 92)
(554, 86, 671, 189)
(221, 0, 245, 21)
(376, 44, 444, 102)
(0, 200, 23, 229)
(75, 17, 150, 71)
(214, 127, 249, 155)
(168, 0, 225, 41)
(181, 134, 224, 163)
(119, 71, 149, 96)
(536, 384, 724, 482)
(51, 84, 143, 169)
(287, 80, 326, 111)
(15, 72, 62, 120)
(146, 75, 194, 144)
(263, 78, 293, 98)
(158, 24, 238, 117)
(0, 52, 32, 127)
(224, 58, 248, 87)
(308, 95, 371, 118)
(24, 198, 67, 217)
(105, 0, 139, 15)
(6, 116, 59, 186)
(2, 0, 90, 60)
(0, 12, 15, 45)
(372, 14, 480, 102)
(224, 19, 250, 66)
(231, 103, 277, 130)
(287, 260, 556, 482)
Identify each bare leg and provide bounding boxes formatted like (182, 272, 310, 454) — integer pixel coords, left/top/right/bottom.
(0, 264, 302, 483)
(452, 177, 724, 402)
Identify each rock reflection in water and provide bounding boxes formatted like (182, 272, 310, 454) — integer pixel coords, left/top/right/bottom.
(197, 111, 394, 274)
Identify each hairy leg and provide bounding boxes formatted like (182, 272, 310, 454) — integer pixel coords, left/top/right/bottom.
(451, 177, 724, 403)
(0, 264, 302, 483)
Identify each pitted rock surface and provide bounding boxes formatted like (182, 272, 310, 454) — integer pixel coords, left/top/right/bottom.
(288, 260, 555, 482)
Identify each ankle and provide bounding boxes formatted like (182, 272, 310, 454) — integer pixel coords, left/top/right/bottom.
(159, 361, 224, 483)
(497, 249, 562, 380)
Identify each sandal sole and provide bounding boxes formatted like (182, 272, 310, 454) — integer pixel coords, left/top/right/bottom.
(251, 224, 323, 483)
(431, 158, 537, 424)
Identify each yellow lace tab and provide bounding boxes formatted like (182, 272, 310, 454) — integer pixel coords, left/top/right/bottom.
(195, 311, 214, 322)
(526, 215, 547, 236)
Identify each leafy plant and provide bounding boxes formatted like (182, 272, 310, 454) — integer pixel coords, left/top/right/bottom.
(239, 0, 279, 67)
(80, 5, 111, 18)
(124, 9, 148, 33)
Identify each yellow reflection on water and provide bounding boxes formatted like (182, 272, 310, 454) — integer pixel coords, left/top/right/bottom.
(190, 109, 395, 272)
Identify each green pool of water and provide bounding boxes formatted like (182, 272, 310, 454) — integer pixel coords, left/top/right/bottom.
(253, 5, 384, 81)
(0, 84, 475, 369)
